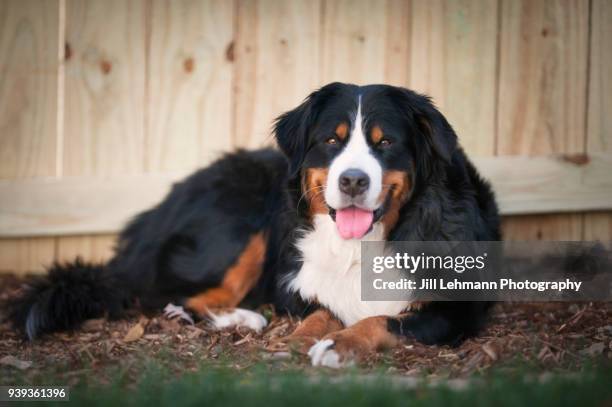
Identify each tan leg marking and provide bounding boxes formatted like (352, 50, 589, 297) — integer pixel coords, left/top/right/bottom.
(185, 233, 266, 316)
(320, 316, 400, 361)
(281, 309, 344, 353)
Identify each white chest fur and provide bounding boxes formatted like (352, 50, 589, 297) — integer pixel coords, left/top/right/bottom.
(286, 215, 411, 326)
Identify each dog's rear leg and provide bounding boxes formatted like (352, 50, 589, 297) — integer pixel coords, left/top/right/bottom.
(166, 233, 268, 332)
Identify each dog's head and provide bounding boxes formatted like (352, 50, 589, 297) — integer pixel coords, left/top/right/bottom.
(274, 82, 457, 239)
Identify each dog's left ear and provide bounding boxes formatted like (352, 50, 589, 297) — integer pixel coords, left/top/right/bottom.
(397, 89, 458, 164)
(273, 98, 312, 177)
(416, 102, 457, 164)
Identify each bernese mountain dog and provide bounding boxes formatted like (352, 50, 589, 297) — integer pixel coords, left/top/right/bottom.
(9, 83, 500, 368)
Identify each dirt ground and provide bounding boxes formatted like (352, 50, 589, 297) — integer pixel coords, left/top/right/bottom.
(1, 273, 611, 385)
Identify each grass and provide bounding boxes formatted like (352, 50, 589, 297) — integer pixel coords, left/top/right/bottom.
(8, 359, 612, 407)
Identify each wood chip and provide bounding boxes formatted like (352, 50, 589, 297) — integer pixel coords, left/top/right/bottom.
(481, 342, 498, 361)
(158, 318, 181, 333)
(233, 334, 252, 346)
(0, 355, 32, 370)
(143, 334, 163, 340)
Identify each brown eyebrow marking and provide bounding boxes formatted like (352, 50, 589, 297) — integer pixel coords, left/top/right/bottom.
(335, 123, 349, 140)
(371, 125, 384, 144)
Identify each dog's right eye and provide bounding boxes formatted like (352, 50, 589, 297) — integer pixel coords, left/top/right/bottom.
(325, 137, 338, 145)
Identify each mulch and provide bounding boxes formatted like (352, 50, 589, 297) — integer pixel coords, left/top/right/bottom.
(1, 273, 611, 384)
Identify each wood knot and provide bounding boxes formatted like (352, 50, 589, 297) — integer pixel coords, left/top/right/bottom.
(225, 41, 235, 62)
(64, 42, 72, 61)
(562, 153, 590, 166)
(183, 57, 195, 73)
(100, 60, 112, 75)
(541, 27, 548, 37)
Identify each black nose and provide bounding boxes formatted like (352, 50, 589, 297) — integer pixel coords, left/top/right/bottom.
(339, 169, 370, 197)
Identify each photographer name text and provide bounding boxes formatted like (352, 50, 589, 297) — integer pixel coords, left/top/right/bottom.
(373, 278, 582, 292)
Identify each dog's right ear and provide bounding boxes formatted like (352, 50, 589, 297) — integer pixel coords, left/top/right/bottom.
(273, 97, 314, 177)
(274, 83, 346, 176)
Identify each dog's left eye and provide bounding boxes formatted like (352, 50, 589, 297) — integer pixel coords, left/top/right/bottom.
(379, 138, 392, 147)
(325, 137, 338, 145)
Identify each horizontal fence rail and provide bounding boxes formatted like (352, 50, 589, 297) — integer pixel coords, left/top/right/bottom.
(1, 153, 611, 238)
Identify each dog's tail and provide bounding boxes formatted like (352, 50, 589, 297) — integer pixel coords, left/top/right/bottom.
(7, 258, 130, 340)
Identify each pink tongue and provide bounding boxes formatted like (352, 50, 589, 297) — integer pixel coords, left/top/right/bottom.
(335, 207, 374, 239)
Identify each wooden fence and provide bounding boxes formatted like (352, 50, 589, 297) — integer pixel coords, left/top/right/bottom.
(0, 0, 611, 273)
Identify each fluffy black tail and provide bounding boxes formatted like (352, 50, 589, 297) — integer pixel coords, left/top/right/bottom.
(8, 259, 130, 340)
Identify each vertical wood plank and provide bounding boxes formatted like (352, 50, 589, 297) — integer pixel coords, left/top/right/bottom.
(62, 0, 146, 177)
(497, 0, 589, 240)
(383, 0, 412, 87)
(320, 0, 412, 86)
(320, 0, 390, 84)
(0, 0, 60, 273)
(584, 0, 612, 242)
(586, 0, 612, 154)
(56, 234, 116, 264)
(583, 212, 612, 242)
(410, 0, 498, 156)
(147, 0, 234, 171)
(0, 237, 56, 274)
(0, 0, 59, 178)
(233, 0, 322, 148)
(501, 213, 583, 241)
(58, 0, 147, 261)
(497, 0, 588, 156)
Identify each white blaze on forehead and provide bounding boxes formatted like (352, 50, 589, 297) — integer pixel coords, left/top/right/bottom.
(325, 96, 383, 210)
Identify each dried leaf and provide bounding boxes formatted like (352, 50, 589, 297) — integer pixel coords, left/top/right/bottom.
(123, 323, 144, 342)
(0, 355, 32, 370)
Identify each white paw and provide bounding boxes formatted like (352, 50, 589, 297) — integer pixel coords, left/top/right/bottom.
(163, 303, 194, 325)
(308, 339, 352, 368)
(209, 308, 267, 333)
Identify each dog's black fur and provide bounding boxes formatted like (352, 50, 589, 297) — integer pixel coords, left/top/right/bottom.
(9, 83, 500, 346)
(10, 149, 291, 339)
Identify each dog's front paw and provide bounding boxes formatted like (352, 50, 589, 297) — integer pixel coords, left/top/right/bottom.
(308, 335, 364, 368)
(308, 330, 374, 368)
(209, 308, 268, 333)
(308, 339, 345, 368)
